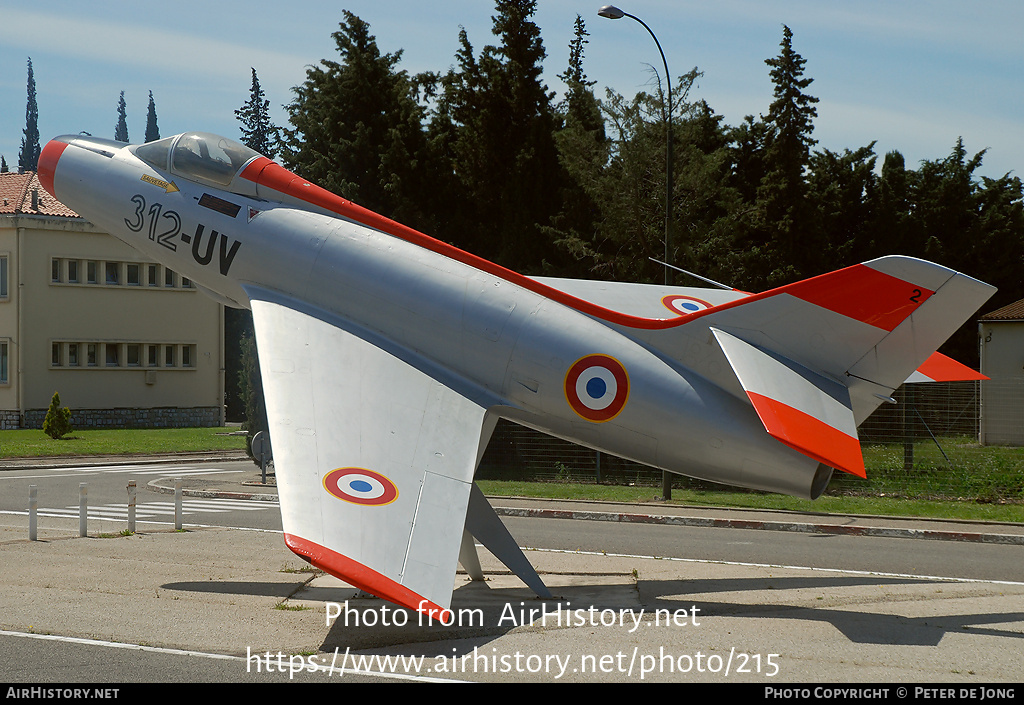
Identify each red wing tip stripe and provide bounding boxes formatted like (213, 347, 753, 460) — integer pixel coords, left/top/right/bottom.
(747, 392, 866, 478)
(283, 534, 450, 621)
(916, 352, 988, 382)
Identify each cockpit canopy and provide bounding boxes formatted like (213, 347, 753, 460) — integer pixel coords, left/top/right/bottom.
(135, 132, 262, 188)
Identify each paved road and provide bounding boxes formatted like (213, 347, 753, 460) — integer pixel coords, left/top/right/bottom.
(1, 454, 1022, 683)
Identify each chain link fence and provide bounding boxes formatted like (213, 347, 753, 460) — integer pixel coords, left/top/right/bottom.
(477, 381, 1024, 502)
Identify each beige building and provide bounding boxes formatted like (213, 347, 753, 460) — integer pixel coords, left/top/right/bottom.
(0, 171, 224, 429)
(979, 299, 1024, 446)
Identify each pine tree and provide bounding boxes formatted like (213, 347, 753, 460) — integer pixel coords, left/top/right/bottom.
(558, 15, 603, 134)
(18, 58, 40, 173)
(229, 69, 281, 429)
(544, 15, 608, 277)
(431, 0, 562, 270)
(235, 69, 279, 158)
(749, 25, 820, 286)
(114, 91, 129, 142)
(282, 12, 432, 228)
(145, 91, 160, 142)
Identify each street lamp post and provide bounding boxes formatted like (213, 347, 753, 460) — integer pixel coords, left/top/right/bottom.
(598, 5, 673, 288)
(599, 5, 675, 501)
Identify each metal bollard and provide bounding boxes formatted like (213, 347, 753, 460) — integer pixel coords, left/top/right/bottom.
(79, 483, 88, 537)
(174, 478, 182, 530)
(29, 485, 37, 541)
(127, 480, 136, 534)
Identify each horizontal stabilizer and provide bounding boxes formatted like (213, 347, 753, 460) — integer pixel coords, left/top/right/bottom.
(711, 328, 864, 478)
(906, 351, 988, 383)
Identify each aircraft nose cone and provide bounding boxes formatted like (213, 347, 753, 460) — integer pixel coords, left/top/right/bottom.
(38, 137, 72, 199)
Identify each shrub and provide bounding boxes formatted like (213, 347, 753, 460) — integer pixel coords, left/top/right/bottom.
(42, 391, 73, 440)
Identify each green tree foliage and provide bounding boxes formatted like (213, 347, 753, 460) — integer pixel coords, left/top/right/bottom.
(550, 67, 739, 286)
(229, 68, 283, 425)
(428, 0, 563, 271)
(543, 15, 608, 278)
(145, 91, 160, 142)
(19, 58, 40, 173)
(740, 25, 820, 288)
(42, 391, 73, 440)
(278, 15, 1021, 366)
(283, 12, 433, 229)
(114, 91, 129, 142)
(235, 69, 279, 158)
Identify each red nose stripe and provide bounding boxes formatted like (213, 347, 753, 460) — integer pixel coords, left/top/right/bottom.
(37, 140, 69, 199)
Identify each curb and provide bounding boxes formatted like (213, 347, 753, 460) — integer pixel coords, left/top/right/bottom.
(492, 506, 1024, 546)
(0, 450, 248, 472)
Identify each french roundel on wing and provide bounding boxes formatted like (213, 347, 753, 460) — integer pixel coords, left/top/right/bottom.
(564, 354, 630, 423)
(662, 294, 712, 316)
(323, 468, 399, 506)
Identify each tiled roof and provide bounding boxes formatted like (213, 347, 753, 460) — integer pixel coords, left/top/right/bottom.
(979, 298, 1024, 321)
(0, 171, 80, 218)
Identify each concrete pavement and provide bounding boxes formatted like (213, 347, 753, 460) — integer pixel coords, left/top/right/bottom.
(3, 452, 1023, 682)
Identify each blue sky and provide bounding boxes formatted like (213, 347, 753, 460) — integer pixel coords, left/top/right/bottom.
(2, 1, 1021, 179)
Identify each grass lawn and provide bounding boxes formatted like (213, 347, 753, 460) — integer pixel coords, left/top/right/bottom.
(475, 480, 1024, 524)
(3, 428, 1020, 524)
(0, 427, 246, 458)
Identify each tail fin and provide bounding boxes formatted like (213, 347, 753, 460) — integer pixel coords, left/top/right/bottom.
(696, 256, 995, 476)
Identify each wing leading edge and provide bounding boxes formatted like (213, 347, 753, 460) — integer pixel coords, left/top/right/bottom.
(247, 287, 500, 614)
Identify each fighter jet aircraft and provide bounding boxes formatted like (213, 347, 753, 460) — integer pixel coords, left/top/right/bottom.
(38, 132, 994, 618)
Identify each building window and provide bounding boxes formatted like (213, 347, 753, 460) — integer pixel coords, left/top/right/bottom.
(105, 262, 119, 285)
(127, 344, 141, 366)
(148, 264, 159, 287)
(164, 345, 176, 367)
(0, 341, 7, 384)
(182, 345, 193, 367)
(148, 344, 158, 367)
(0, 255, 7, 298)
(87, 261, 98, 284)
(68, 260, 79, 283)
(68, 343, 79, 367)
(164, 268, 176, 287)
(127, 263, 141, 286)
(52, 258, 62, 283)
(87, 344, 97, 367)
(105, 343, 119, 367)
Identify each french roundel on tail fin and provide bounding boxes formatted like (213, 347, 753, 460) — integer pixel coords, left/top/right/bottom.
(711, 327, 866, 478)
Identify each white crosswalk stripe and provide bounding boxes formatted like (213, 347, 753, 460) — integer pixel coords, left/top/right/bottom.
(36, 498, 278, 520)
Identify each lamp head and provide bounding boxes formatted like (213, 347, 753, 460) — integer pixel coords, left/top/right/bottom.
(598, 5, 625, 19)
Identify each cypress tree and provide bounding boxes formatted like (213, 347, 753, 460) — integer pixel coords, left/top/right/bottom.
(145, 91, 160, 142)
(114, 91, 129, 142)
(19, 58, 40, 173)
